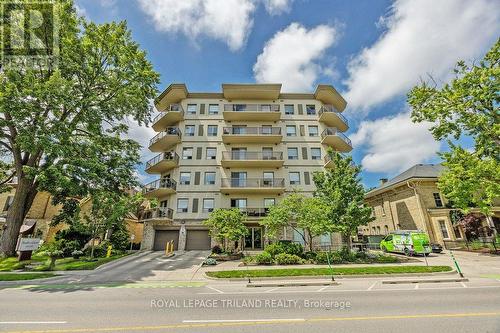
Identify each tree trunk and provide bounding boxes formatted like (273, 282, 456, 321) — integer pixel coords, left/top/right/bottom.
(344, 232, 352, 252)
(0, 178, 37, 257)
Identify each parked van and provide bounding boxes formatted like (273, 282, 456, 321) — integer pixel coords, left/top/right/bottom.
(380, 230, 431, 256)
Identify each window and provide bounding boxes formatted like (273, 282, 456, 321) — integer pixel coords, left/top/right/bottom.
(204, 172, 216, 185)
(287, 148, 298, 160)
(289, 172, 300, 185)
(179, 172, 191, 185)
(453, 226, 462, 239)
(206, 147, 217, 160)
(177, 199, 189, 213)
(286, 125, 296, 137)
(182, 147, 193, 160)
(433, 193, 443, 207)
(284, 104, 294, 115)
(208, 104, 219, 115)
(264, 198, 275, 207)
(320, 234, 331, 246)
(203, 199, 214, 213)
(187, 104, 197, 115)
(262, 147, 273, 159)
(261, 104, 271, 111)
(384, 225, 389, 235)
(311, 148, 321, 160)
(231, 198, 247, 208)
(308, 126, 319, 137)
(261, 125, 272, 134)
(306, 104, 316, 115)
(207, 125, 218, 136)
(439, 220, 449, 239)
(263, 172, 274, 186)
(185, 125, 195, 136)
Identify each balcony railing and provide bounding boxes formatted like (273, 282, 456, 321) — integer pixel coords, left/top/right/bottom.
(239, 207, 270, 217)
(142, 207, 174, 220)
(321, 127, 352, 146)
(318, 105, 348, 126)
(152, 104, 184, 123)
(224, 104, 280, 112)
(142, 178, 177, 194)
(222, 151, 283, 161)
(221, 178, 285, 189)
(149, 127, 182, 147)
(145, 152, 179, 170)
(222, 127, 281, 135)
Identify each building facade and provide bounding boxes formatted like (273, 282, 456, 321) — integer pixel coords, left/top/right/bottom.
(361, 164, 500, 246)
(141, 83, 351, 251)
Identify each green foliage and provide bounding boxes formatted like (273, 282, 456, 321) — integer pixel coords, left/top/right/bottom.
(275, 253, 305, 265)
(203, 208, 248, 252)
(54, 222, 92, 256)
(254, 251, 273, 265)
(84, 240, 113, 258)
(203, 258, 217, 266)
(265, 242, 304, 258)
(109, 224, 131, 251)
(409, 39, 500, 216)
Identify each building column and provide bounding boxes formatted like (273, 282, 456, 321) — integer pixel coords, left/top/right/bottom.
(178, 224, 187, 251)
(141, 222, 154, 250)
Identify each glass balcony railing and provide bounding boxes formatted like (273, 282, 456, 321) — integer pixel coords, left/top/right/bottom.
(224, 104, 280, 112)
(145, 152, 179, 170)
(318, 105, 348, 126)
(222, 127, 281, 135)
(221, 178, 285, 189)
(142, 178, 177, 194)
(149, 127, 181, 147)
(222, 151, 283, 161)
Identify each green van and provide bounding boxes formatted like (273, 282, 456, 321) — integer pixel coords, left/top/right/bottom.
(380, 230, 431, 256)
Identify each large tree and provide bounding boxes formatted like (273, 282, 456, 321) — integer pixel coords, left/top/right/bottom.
(203, 208, 248, 252)
(0, 0, 159, 256)
(313, 151, 374, 250)
(408, 39, 499, 217)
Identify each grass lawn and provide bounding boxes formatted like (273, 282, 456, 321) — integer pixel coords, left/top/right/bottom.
(206, 265, 453, 279)
(33, 254, 128, 271)
(0, 272, 56, 281)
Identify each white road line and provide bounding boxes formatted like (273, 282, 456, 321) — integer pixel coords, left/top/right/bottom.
(461, 282, 468, 288)
(206, 286, 224, 294)
(367, 282, 377, 291)
(0, 321, 67, 324)
(414, 284, 419, 290)
(265, 287, 280, 293)
(316, 286, 330, 292)
(182, 319, 305, 323)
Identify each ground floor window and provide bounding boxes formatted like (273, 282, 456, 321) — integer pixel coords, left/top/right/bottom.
(293, 228, 305, 245)
(438, 220, 449, 239)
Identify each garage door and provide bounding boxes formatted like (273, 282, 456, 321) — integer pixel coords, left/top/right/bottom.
(153, 230, 179, 251)
(185, 230, 211, 250)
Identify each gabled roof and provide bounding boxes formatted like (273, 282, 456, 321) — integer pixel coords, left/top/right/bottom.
(366, 164, 444, 198)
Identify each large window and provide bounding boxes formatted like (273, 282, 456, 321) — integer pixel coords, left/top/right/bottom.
(206, 147, 217, 160)
(287, 147, 298, 160)
(182, 147, 193, 160)
(433, 193, 443, 207)
(308, 126, 318, 137)
(187, 104, 197, 115)
(306, 104, 316, 115)
(185, 125, 195, 136)
(311, 148, 321, 160)
(207, 125, 218, 136)
(286, 125, 297, 137)
(177, 199, 189, 213)
(204, 172, 216, 185)
(289, 172, 300, 185)
(179, 172, 191, 185)
(203, 199, 214, 213)
(231, 198, 247, 208)
(208, 104, 219, 115)
(439, 220, 449, 239)
(284, 104, 294, 115)
(264, 198, 275, 207)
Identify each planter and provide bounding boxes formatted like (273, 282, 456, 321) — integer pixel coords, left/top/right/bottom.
(210, 253, 243, 261)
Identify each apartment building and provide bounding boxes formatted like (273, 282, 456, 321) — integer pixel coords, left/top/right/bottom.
(141, 83, 351, 251)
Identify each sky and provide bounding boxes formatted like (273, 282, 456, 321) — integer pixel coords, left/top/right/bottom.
(76, 0, 500, 189)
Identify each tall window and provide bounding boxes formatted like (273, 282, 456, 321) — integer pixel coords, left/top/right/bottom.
(289, 172, 300, 185)
(182, 147, 193, 160)
(439, 220, 449, 239)
(284, 104, 294, 115)
(179, 172, 191, 185)
(207, 125, 218, 136)
(306, 104, 316, 115)
(206, 147, 217, 160)
(433, 193, 443, 207)
(185, 125, 195, 136)
(203, 199, 214, 213)
(311, 148, 321, 160)
(177, 199, 189, 213)
(308, 126, 319, 136)
(286, 125, 296, 137)
(208, 104, 219, 115)
(204, 172, 216, 185)
(186, 104, 197, 115)
(287, 147, 298, 160)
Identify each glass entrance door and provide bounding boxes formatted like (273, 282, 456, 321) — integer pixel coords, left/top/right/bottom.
(245, 227, 263, 249)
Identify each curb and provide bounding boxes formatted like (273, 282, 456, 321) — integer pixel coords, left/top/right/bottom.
(247, 281, 339, 288)
(382, 277, 469, 284)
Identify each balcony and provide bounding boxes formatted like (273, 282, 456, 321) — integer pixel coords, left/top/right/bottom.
(318, 105, 348, 132)
(223, 104, 281, 121)
(141, 207, 174, 221)
(222, 127, 282, 144)
(229, 207, 269, 218)
(221, 151, 284, 168)
(145, 152, 179, 174)
(152, 104, 184, 131)
(220, 178, 285, 194)
(321, 128, 352, 153)
(142, 178, 177, 198)
(149, 127, 181, 152)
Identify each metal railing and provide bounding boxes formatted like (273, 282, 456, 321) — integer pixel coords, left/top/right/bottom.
(318, 105, 348, 126)
(324, 153, 354, 165)
(152, 104, 184, 123)
(443, 239, 499, 253)
(149, 127, 181, 147)
(224, 104, 280, 112)
(142, 178, 177, 194)
(321, 127, 352, 146)
(222, 151, 283, 161)
(145, 152, 179, 170)
(222, 127, 281, 135)
(142, 207, 174, 220)
(221, 178, 285, 189)
(231, 207, 270, 217)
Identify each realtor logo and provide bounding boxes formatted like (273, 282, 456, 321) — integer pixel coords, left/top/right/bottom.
(1, 0, 59, 69)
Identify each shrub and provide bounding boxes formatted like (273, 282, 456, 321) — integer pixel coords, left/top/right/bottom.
(59, 239, 81, 257)
(242, 256, 255, 265)
(375, 255, 398, 263)
(275, 253, 305, 265)
(265, 242, 304, 258)
(470, 240, 484, 250)
(303, 251, 317, 261)
(255, 251, 273, 265)
(109, 226, 131, 251)
(71, 250, 84, 259)
(203, 258, 217, 266)
(85, 240, 112, 258)
(211, 245, 222, 254)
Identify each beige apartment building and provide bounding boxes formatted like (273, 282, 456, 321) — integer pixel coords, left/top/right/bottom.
(361, 164, 500, 246)
(141, 83, 351, 251)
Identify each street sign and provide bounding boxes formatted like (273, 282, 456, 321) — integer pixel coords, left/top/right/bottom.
(17, 238, 41, 252)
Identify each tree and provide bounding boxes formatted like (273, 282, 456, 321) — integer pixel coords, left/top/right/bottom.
(408, 39, 499, 216)
(313, 151, 374, 250)
(260, 192, 332, 251)
(458, 214, 485, 241)
(0, 0, 159, 256)
(203, 208, 248, 253)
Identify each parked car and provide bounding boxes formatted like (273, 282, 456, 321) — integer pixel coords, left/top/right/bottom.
(431, 243, 443, 253)
(380, 230, 431, 256)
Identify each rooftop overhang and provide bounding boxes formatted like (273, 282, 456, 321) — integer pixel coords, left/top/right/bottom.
(222, 84, 282, 100)
(314, 85, 347, 111)
(155, 84, 188, 111)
